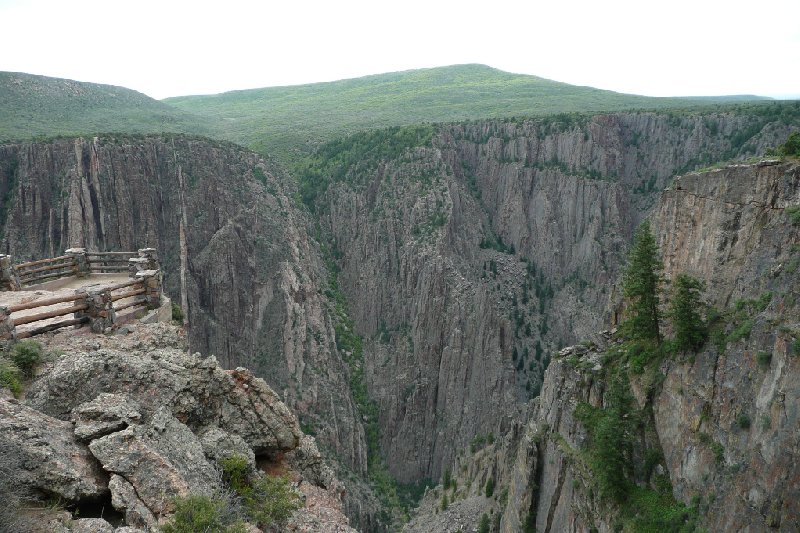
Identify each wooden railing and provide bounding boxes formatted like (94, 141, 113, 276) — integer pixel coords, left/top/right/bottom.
(6, 293, 91, 339)
(107, 278, 149, 313)
(0, 248, 163, 340)
(14, 255, 78, 288)
(88, 251, 138, 274)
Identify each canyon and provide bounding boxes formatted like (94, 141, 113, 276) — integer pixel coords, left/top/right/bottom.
(1, 106, 799, 531)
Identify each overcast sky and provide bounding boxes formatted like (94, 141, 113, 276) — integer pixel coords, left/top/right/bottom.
(1, 0, 798, 100)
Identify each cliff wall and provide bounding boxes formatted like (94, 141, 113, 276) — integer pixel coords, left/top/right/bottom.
(0, 135, 381, 528)
(316, 111, 798, 484)
(406, 161, 800, 532)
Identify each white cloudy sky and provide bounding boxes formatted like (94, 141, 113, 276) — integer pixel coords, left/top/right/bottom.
(1, 0, 798, 99)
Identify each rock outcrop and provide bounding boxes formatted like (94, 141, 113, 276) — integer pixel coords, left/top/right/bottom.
(0, 135, 376, 526)
(0, 322, 356, 532)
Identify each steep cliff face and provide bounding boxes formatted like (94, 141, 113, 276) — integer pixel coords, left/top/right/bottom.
(651, 161, 800, 531)
(316, 110, 799, 485)
(0, 136, 380, 527)
(406, 161, 800, 532)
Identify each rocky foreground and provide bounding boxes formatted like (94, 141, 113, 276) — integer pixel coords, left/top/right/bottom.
(0, 322, 356, 533)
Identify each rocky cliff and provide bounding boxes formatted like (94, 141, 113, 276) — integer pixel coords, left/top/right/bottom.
(0, 135, 380, 529)
(405, 161, 800, 532)
(0, 322, 356, 532)
(312, 110, 799, 485)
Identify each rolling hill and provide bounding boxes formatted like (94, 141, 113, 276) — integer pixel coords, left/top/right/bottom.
(163, 64, 768, 162)
(0, 72, 210, 141)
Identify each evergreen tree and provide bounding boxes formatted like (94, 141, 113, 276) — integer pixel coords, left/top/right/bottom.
(668, 273, 707, 351)
(621, 221, 662, 342)
(477, 513, 491, 533)
(484, 477, 495, 497)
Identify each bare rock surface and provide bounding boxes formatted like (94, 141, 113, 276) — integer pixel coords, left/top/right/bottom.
(89, 407, 221, 519)
(73, 393, 142, 442)
(26, 326, 302, 455)
(0, 398, 108, 501)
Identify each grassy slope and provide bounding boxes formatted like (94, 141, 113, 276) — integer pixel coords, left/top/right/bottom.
(164, 64, 767, 162)
(0, 72, 210, 141)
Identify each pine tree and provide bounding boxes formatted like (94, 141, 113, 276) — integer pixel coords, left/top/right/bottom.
(668, 273, 707, 351)
(621, 220, 662, 342)
(477, 513, 491, 533)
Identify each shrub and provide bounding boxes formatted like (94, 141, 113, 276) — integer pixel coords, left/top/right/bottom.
(161, 495, 246, 533)
(756, 351, 772, 368)
(793, 338, 800, 356)
(243, 475, 302, 528)
(11, 340, 42, 377)
(219, 454, 301, 529)
(484, 477, 495, 498)
(737, 414, 751, 430)
(727, 320, 753, 343)
(477, 513, 491, 533)
(787, 206, 800, 226)
(777, 132, 800, 157)
(171, 302, 184, 322)
(0, 357, 22, 397)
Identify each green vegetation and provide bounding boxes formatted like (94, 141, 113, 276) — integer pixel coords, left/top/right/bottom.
(0, 356, 22, 397)
(163, 64, 769, 163)
(161, 495, 246, 533)
(756, 351, 772, 368)
(295, 125, 435, 209)
(773, 131, 800, 157)
(484, 477, 495, 498)
(737, 414, 752, 430)
(668, 274, 708, 352)
(0, 72, 209, 143)
(218, 455, 301, 529)
(10, 340, 42, 377)
(621, 221, 662, 343)
(171, 302, 184, 322)
(478, 513, 491, 533)
(787, 206, 800, 226)
(1, 340, 47, 397)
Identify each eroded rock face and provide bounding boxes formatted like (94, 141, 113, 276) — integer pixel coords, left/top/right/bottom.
(72, 393, 142, 442)
(0, 323, 356, 532)
(89, 408, 221, 521)
(407, 161, 800, 532)
(317, 113, 798, 484)
(26, 340, 302, 454)
(0, 135, 368, 486)
(0, 398, 108, 502)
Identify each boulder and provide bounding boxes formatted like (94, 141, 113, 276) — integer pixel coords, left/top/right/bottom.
(199, 426, 256, 470)
(89, 408, 220, 520)
(0, 398, 107, 501)
(108, 475, 157, 530)
(27, 347, 302, 455)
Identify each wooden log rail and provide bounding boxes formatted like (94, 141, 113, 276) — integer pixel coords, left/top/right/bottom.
(109, 279, 148, 313)
(0, 252, 163, 339)
(14, 255, 78, 287)
(88, 251, 138, 273)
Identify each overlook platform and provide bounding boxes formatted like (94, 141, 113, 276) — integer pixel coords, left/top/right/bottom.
(0, 249, 170, 340)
